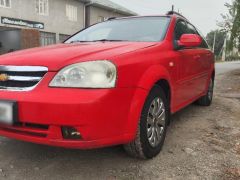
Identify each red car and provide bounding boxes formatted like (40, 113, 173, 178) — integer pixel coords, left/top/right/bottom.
(0, 11, 214, 159)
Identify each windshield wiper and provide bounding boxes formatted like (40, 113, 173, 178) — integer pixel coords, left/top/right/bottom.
(91, 39, 127, 42)
(69, 40, 92, 43)
(69, 39, 127, 43)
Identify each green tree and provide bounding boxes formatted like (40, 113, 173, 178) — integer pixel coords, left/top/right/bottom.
(219, 0, 240, 51)
(206, 30, 226, 56)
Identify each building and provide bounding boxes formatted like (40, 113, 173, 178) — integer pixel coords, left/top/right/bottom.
(85, 0, 137, 26)
(0, 0, 136, 54)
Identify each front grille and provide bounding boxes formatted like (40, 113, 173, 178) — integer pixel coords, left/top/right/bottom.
(0, 66, 48, 91)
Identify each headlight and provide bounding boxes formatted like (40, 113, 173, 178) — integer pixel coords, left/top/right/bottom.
(49, 61, 117, 88)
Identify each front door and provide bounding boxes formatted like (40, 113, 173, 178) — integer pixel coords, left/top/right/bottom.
(173, 19, 202, 107)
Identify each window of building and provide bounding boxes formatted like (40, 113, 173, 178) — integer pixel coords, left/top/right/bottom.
(40, 32, 56, 46)
(36, 0, 49, 16)
(59, 34, 70, 43)
(0, 0, 11, 8)
(98, 16, 104, 22)
(66, 4, 77, 22)
(98, 16, 109, 23)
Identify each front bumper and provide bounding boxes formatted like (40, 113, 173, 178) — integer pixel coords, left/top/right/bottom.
(0, 72, 148, 149)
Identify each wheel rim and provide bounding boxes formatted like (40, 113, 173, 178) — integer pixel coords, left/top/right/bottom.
(147, 97, 166, 148)
(208, 79, 214, 100)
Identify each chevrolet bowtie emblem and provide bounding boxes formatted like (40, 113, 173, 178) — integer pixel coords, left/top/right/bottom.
(0, 74, 9, 82)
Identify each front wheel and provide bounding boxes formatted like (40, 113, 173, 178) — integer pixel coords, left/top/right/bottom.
(124, 85, 169, 159)
(196, 78, 214, 106)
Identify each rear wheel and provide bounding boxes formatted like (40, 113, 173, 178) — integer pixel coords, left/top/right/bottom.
(196, 78, 214, 106)
(124, 85, 169, 159)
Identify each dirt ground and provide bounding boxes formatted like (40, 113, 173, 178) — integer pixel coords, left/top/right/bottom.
(0, 68, 240, 180)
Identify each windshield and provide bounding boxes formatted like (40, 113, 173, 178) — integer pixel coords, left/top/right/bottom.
(65, 17, 170, 43)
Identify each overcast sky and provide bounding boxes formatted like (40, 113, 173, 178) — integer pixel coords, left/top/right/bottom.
(111, 0, 231, 35)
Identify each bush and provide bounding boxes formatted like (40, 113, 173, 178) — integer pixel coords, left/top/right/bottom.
(225, 55, 240, 61)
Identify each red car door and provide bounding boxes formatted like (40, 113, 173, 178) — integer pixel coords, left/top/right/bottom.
(187, 23, 213, 95)
(173, 20, 201, 108)
(192, 49, 212, 94)
(177, 49, 203, 100)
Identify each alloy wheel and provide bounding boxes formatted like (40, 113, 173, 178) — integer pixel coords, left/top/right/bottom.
(147, 97, 166, 148)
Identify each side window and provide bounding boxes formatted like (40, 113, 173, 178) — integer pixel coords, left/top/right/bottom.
(187, 23, 209, 49)
(197, 30, 209, 49)
(174, 20, 187, 40)
(199, 36, 209, 49)
(186, 23, 197, 34)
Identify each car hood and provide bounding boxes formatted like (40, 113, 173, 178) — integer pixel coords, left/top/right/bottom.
(0, 42, 157, 71)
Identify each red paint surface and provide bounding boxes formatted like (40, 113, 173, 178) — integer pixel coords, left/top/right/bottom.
(0, 15, 215, 149)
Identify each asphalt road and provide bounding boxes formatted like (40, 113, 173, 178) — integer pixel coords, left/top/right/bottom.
(216, 61, 240, 74)
(0, 61, 240, 180)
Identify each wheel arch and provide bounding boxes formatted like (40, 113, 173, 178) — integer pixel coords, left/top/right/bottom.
(137, 65, 172, 90)
(155, 79, 171, 105)
(125, 65, 173, 139)
(137, 65, 173, 109)
(155, 79, 171, 125)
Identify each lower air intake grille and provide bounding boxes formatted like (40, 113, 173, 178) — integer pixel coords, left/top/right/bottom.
(0, 66, 48, 91)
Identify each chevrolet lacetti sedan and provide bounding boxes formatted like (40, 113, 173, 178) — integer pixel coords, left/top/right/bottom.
(0, 11, 215, 159)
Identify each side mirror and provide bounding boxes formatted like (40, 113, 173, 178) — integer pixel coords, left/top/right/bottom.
(178, 34, 202, 48)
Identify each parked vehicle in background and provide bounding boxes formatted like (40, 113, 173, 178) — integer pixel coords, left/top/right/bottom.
(0, 11, 214, 159)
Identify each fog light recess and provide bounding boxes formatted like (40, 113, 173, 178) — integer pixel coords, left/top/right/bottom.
(61, 127, 82, 140)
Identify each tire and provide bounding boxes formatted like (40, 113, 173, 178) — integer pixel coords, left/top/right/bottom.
(196, 78, 214, 106)
(124, 85, 170, 159)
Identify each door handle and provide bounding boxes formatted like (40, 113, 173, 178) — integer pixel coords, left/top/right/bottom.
(194, 55, 201, 60)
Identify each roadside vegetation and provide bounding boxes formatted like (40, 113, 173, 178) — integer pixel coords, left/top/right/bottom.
(206, 0, 240, 61)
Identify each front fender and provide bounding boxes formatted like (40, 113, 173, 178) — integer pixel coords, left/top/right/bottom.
(137, 65, 172, 90)
(124, 65, 173, 140)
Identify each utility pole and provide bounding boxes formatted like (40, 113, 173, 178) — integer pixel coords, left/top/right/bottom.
(172, 5, 174, 11)
(212, 31, 216, 54)
(222, 35, 227, 61)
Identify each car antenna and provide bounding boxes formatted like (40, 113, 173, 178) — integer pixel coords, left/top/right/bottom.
(166, 5, 187, 20)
